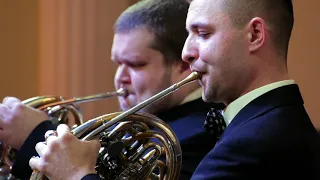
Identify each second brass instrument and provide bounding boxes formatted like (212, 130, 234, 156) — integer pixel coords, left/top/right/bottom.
(0, 88, 127, 179)
(30, 71, 201, 180)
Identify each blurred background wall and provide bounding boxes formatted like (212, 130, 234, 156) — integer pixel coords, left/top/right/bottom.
(1, 0, 320, 129)
(288, 0, 320, 129)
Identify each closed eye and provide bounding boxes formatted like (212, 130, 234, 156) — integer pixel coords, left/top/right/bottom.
(198, 32, 210, 39)
(127, 61, 147, 68)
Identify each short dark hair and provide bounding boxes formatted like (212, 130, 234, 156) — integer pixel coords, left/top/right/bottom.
(187, 0, 294, 57)
(114, 0, 189, 64)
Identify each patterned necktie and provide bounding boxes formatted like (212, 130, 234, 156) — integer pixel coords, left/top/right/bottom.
(204, 108, 226, 139)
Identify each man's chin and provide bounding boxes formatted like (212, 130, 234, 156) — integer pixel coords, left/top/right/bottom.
(202, 91, 215, 103)
(202, 96, 211, 103)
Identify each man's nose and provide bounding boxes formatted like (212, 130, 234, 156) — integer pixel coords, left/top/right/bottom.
(115, 65, 131, 85)
(182, 37, 199, 64)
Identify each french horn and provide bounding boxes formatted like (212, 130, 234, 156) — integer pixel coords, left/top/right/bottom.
(15, 71, 200, 180)
(0, 88, 127, 179)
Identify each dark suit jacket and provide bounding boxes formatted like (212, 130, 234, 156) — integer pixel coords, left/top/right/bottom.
(10, 98, 225, 180)
(191, 84, 320, 180)
(155, 98, 225, 180)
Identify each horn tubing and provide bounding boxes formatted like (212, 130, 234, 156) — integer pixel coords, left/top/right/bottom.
(76, 72, 201, 141)
(0, 88, 127, 172)
(38, 88, 127, 110)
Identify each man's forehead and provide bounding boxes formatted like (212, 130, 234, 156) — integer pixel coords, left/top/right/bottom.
(188, 0, 223, 13)
(188, 0, 207, 13)
(187, 0, 215, 26)
(187, 0, 228, 26)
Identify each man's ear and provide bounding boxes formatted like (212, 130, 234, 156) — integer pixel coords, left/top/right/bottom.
(247, 17, 266, 53)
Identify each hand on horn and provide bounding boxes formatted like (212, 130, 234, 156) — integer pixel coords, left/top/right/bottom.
(0, 96, 48, 149)
(29, 124, 101, 180)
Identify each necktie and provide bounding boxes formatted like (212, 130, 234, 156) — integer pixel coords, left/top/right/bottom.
(204, 108, 226, 138)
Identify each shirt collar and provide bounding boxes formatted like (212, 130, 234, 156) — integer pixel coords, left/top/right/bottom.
(223, 80, 296, 126)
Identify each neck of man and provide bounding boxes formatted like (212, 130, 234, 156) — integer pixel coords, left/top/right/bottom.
(225, 54, 289, 105)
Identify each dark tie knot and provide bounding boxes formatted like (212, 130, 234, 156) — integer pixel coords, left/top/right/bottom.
(204, 108, 226, 138)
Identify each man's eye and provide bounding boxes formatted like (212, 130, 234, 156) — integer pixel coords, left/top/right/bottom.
(199, 32, 210, 38)
(128, 62, 146, 68)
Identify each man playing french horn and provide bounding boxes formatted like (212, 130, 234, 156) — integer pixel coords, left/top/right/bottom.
(2, 0, 320, 179)
(0, 0, 225, 179)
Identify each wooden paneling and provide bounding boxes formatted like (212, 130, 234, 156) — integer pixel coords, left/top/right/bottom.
(0, 0, 39, 100)
(38, 0, 128, 120)
(288, 0, 320, 129)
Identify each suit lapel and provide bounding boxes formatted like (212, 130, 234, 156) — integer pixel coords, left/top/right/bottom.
(221, 84, 304, 138)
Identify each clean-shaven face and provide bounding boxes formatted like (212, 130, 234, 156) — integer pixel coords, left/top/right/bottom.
(182, 0, 250, 104)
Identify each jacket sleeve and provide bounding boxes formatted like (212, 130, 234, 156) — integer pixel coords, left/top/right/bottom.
(10, 120, 58, 179)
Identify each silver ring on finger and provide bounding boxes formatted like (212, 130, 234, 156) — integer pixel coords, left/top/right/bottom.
(44, 130, 57, 142)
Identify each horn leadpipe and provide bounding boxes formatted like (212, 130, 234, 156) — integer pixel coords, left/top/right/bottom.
(38, 88, 127, 111)
(73, 87, 127, 103)
(75, 72, 201, 141)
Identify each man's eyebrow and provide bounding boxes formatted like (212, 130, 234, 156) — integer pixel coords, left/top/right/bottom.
(192, 22, 210, 29)
(187, 22, 210, 31)
(111, 55, 146, 64)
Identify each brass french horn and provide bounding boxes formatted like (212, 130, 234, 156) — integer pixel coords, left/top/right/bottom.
(1, 72, 200, 180)
(30, 71, 200, 180)
(0, 88, 127, 179)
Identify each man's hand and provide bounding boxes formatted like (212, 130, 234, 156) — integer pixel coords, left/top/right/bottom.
(0, 96, 49, 149)
(29, 124, 101, 180)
